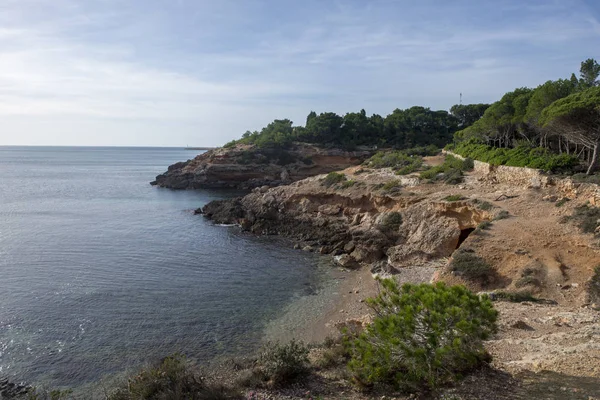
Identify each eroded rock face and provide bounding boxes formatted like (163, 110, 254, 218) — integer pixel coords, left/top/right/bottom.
(150, 143, 373, 190)
(201, 177, 492, 270)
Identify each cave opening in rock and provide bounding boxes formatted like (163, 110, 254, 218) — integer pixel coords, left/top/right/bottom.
(456, 228, 475, 249)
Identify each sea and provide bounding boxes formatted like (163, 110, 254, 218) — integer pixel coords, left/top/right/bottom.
(0, 146, 327, 391)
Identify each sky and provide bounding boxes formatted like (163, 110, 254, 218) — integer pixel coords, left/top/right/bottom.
(0, 0, 599, 147)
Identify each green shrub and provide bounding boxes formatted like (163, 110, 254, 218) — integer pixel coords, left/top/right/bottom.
(449, 142, 579, 173)
(258, 340, 310, 385)
(346, 280, 497, 392)
(378, 211, 403, 232)
(443, 195, 465, 202)
(493, 291, 541, 303)
(476, 200, 493, 211)
(419, 155, 471, 184)
(314, 343, 349, 369)
(107, 354, 237, 400)
(555, 198, 570, 207)
(340, 180, 356, 189)
(381, 180, 402, 194)
(462, 157, 475, 170)
(365, 151, 422, 174)
(223, 140, 238, 148)
(448, 249, 494, 283)
(322, 172, 347, 188)
(402, 145, 440, 157)
(419, 166, 442, 180)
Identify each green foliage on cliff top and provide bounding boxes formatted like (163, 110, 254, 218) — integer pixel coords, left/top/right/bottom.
(447, 142, 579, 172)
(346, 279, 497, 392)
(224, 107, 464, 151)
(449, 59, 600, 175)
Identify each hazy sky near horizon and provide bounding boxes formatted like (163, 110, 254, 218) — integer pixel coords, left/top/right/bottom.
(0, 0, 599, 147)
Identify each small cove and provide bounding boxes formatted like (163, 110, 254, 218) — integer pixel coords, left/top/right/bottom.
(0, 146, 332, 391)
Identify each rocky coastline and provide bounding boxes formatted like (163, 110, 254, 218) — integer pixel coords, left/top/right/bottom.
(150, 143, 374, 190)
(199, 169, 495, 274)
(194, 156, 600, 396)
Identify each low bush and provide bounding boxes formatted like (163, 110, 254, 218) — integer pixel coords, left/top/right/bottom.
(402, 145, 440, 157)
(339, 180, 356, 189)
(322, 172, 347, 188)
(563, 204, 600, 236)
(448, 249, 494, 283)
(381, 180, 402, 194)
(419, 155, 473, 184)
(107, 354, 238, 400)
(449, 142, 579, 173)
(474, 200, 493, 211)
(378, 211, 403, 232)
(258, 340, 310, 385)
(314, 343, 349, 369)
(346, 280, 497, 392)
(493, 291, 541, 303)
(365, 151, 422, 175)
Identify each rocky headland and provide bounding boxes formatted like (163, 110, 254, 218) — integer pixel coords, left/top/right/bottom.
(197, 154, 600, 397)
(150, 143, 374, 190)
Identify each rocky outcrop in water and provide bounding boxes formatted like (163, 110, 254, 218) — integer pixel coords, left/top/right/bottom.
(151, 143, 373, 190)
(0, 378, 29, 399)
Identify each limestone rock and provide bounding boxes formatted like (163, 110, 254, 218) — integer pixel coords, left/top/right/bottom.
(151, 143, 373, 190)
(334, 254, 360, 269)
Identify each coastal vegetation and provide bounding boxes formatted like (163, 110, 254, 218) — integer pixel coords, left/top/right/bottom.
(257, 340, 310, 385)
(224, 106, 483, 151)
(346, 280, 498, 392)
(450, 58, 600, 175)
(447, 142, 579, 173)
(419, 155, 473, 184)
(447, 249, 494, 285)
(20, 282, 501, 399)
(107, 354, 237, 400)
(321, 171, 347, 188)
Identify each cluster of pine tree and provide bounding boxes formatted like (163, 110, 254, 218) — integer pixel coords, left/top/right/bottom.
(453, 58, 600, 174)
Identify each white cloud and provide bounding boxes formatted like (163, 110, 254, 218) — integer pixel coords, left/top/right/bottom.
(0, 0, 598, 146)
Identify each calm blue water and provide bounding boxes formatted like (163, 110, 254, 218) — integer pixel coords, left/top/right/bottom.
(0, 146, 323, 388)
